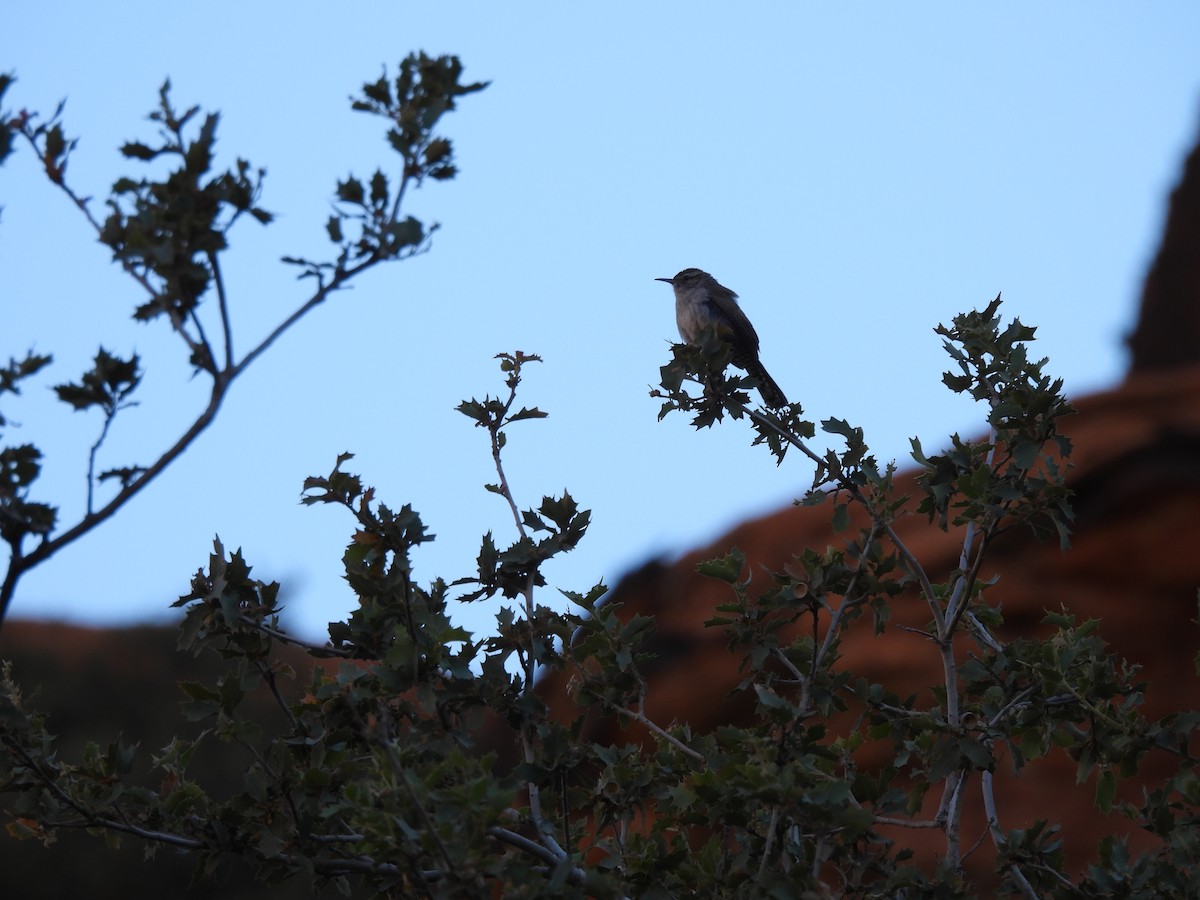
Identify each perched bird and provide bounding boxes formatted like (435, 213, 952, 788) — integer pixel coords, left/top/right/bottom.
(655, 267, 788, 407)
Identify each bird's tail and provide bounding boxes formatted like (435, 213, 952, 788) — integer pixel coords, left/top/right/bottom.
(745, 360, 788, 408)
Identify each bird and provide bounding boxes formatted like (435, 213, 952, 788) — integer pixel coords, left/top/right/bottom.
(655, 268, 788, 407)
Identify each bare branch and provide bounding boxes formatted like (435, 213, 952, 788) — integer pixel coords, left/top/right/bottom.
(0, 381, 229, 621)
(981, 770, 1040, 900)
(606, 700, 707, 765)
(210, 252, 234, 369)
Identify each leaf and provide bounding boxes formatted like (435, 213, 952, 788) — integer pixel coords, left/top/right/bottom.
(1094, 769, 1116, 813)
(361, 73, 392, 106)
(336, 176, 364, 205)
(52, 348, 141, 412)
(507, 406, 547, 423)
(697, 550, 745, 584)
(385, 216, 423, 249)
(369, 169, 388, 208)
(98, 465, 146, 487)
(832, 502, 851, 533)
(120, 141, 158, 160)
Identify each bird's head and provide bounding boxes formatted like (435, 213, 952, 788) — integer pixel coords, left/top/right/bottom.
(655, 268, 713, 289)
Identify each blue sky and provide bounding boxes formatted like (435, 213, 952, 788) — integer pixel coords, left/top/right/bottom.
(3, 4, 1199, 642)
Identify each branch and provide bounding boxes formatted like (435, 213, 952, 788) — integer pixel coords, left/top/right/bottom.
(965, 610, 1004, 653)
(0, 183, 405, 627)
(85, 405, 120, 515)
(474, 362, 569, 859)
(941, 769, 967, 872)
(230, 259, 364, 378)
(184, 306, 216, 375)
(3, 733, 204, 851)
(981, 770, 1039, 900)
(238, 616, 354, 657)
(46, 813, 206, 850)
(744, 406, 824, 469)
(744, 406, 943, 632)
(811, 522, 880, 677)
(21, 131, 214, 363)
(873, 815, 944, 829)
(756, 805, 781, 882)
(772, 646, 806, 684)
(988, 686, 1035, 729)
(20, 130, 158, 302)
(606, 700, 707, 765)
(210, 252, 234, 369)
(881, 521, 944, 633)
(486, 826, 604, 890)
(375, 722, 455, 874)
(486, 375, 529, 542)
(943, 429, 997, 631)
(253, 658, 299, 732)
(0, 380, 229, 621)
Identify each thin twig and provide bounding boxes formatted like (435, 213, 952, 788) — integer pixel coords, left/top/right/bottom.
(810, 522, 880, 685)
(965, 610, 1004, 653)
(237, 616, 354, 657)
(376, 722, 456, 875)
(186, 306, 215, 374)
(480, 374, 567, 860)
(254, 659, 300, 731)
(988, 687, 1035, 729)
(85, 407, 119, 515)
(742, 406, 943, 635)
(873, 815, 944, 829)
(210, 252, 234, 369)
(488, 380, 528, 542)
(607, 701, 707, 765)
(0, 381, 227, 620)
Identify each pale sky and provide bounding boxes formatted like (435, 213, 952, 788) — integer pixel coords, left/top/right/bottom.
(3, 4, 1199, 641)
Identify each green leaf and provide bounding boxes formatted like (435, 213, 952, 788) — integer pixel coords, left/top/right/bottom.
(697, 549, 745, 584)
(832, 502, 850, 533)
(1094, 769, 1116, 812)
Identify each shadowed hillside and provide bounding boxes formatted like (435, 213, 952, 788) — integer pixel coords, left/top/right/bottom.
(0, 621, 358, 899)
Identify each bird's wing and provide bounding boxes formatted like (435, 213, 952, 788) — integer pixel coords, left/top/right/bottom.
(709, 285, 761, 352)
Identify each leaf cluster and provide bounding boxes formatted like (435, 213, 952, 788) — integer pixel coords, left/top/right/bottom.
(4, 298, 1200, 897)
(3, 59, 1200, 896)
(102, 80, 273, 328)
(0, 353, 57, 545)
(292, 53, 488, 282)
(912, 296, 1075, 548)
(0, 55, 484, 624)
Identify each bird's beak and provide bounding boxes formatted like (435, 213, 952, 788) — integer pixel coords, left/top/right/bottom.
(654, 277, 673, 284)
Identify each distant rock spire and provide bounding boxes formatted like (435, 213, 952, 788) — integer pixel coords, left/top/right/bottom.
(1128, 114, 1200, 375)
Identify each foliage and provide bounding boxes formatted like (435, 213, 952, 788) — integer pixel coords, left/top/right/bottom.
(0, 54, 486, 622)
(3, 57, 1200, 899)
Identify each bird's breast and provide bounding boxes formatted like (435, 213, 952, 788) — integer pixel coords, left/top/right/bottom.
(675, 291, 720, 344)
